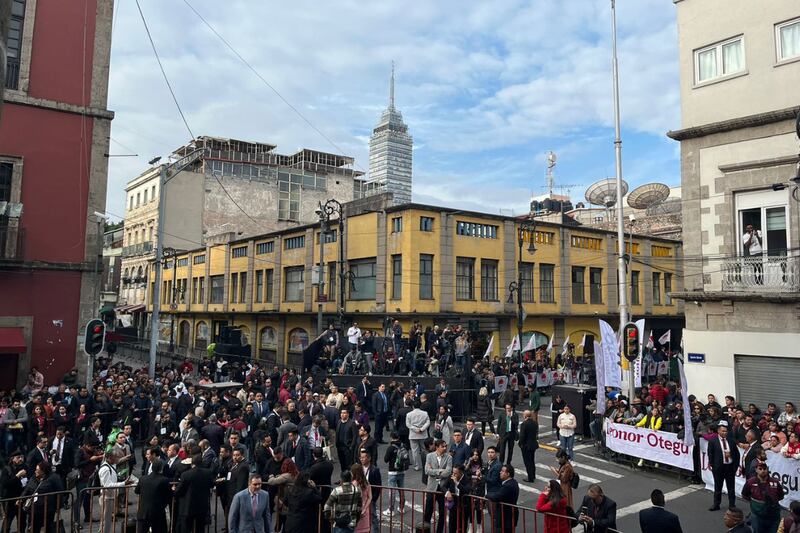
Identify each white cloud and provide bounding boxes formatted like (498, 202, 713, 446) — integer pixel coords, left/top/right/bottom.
(106, 0, 680, 218)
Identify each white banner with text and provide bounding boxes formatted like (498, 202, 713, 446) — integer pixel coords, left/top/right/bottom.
(698, 440, 797, 509)
(604, 422, 694, 470)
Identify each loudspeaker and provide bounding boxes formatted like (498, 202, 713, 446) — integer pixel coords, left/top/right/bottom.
(583, 334, 595, 354)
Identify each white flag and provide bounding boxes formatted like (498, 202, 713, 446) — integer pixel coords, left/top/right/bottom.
(545, 336, 554, 354)
(658, 330, 671, 345)
(504, 335, 520, 358)
(561, 335, 570, 355)
(484, 335, 494, 358)
(599, 320, 621, 388)
(580, 332, 587, 352)
(521, 333, 538, 353)
(594, 340, 606, 415)
(646, 330, 654, 349)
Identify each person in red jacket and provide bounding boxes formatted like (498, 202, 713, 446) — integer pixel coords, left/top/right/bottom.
(649, 380, 668, 406)
(536, 479, 571, 533)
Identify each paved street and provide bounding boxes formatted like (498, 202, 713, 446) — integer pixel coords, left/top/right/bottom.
(354, 403, 723, 533)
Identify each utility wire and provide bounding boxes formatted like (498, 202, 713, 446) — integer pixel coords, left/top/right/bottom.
(181, 0, 366, 172)
(134, 0, 195, 140)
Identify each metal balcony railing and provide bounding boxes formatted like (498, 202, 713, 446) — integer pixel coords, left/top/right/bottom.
(122, 242, 154, 257)
(721, 254, 800, 292)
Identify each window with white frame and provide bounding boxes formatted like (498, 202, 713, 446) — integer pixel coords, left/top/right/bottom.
(736, 189, 790, 257)
(694, 36, 745, 84)
(777, 18, 800, 62)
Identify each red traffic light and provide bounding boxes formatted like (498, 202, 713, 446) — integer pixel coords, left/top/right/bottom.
(628, 329, 637, 338)
(93, 325, 103, 333)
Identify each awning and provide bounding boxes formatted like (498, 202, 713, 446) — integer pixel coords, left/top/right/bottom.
(0, 327, 26, 354)
(115, 304, 146, 314)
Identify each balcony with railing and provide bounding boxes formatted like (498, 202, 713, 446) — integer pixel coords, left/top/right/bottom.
(721, 254, 800, 292)
(0, 224, 24, 260)
(122, 241, 153, 257)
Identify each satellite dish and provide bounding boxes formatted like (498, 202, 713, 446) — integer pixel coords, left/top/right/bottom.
(645, 197, 681, 216)
(585, 178, 629, 208)
(627, 183, 670, 210)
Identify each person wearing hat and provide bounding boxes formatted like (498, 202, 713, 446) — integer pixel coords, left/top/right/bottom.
(707, 420, 740, 511)
(741, 460, 784, 532)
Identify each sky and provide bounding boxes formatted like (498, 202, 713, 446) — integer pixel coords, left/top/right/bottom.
(105, 0, 682, 221)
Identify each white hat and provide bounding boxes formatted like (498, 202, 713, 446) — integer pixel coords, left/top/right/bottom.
(717, 420, 729, 428)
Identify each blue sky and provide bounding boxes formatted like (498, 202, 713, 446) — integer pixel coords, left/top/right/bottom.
(106, 0, 681, 219)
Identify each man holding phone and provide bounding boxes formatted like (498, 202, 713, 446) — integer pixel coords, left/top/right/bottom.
(578, 484, 617, 533)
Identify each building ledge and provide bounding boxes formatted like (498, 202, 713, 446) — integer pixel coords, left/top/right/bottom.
(667, 105, 800, 141)
(670, 291, 800, 304)
(0, 260, 95, 272)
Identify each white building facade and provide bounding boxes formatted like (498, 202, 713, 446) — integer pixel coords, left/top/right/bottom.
(669, 0, 800, 408)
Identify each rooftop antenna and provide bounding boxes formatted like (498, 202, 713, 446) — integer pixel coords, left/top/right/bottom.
(546, 151, 557, 197)
(389, 61, 395, 110)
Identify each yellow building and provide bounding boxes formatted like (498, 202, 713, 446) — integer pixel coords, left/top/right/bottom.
(147, 201, 684, 369)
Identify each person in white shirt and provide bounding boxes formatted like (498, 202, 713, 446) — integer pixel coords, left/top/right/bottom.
(347, 323, 362, 353)
(742, 224, 763, 256)
(557, 405, 578, 460)
(99, 451, 133, 533)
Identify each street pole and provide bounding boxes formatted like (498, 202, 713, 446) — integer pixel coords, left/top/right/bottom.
(338, 214, 345, 326)
(611, 0, 632, 400)
(148, 165, 167, 380)
(317, 206, 326, 335)
(88, 215, 104, 389)
(168, 249, 177, 353)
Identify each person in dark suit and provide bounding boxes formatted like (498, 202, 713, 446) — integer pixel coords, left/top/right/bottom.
(707, 421, 739, 511)
(26, 436, 50, 475)
(308, 448, 334, 533)
(335, 410, 357, 469)
(496, 404, 519, 464)
(371, 383, 391, 444)
(174, 454, 215, 533)
(578, 484, 617, 533)
(517, 410, 539, 482)
(463, 418, 484, 455)
(282, 428, 311, 471)
(359, 449, 382, 533)
(49, 426, 76, 486)
(638, 489, 683, 533)
(225, 449, 251, 511)
(486, 464, 519, 533)
(442, 464, 473, 533)
(723, 507, 753, 533)
(134, 459, 172, 533)
(741, 430, 762, 479)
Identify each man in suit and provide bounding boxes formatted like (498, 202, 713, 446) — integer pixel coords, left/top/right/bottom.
(228, 473, 272, 533)
(357, 375, 372, 413)
(163, 443, 181, 480)
(578, 484, 617, 533)
(449, 429, 471, 468)
(199, 414, 225, 453)
(353, 425, 378, 466)
(463, 418, 484, 455)
(199, 439, 217, 469)
(225, 448, 251, 511)
(486, 464, 519, 533)
(371, 383, 390, 444)
(359, 449, 382, 533)
(282, 428, 311, 471)
(336, 409, 357, 469)
(707, 421, 740, 511)
(517, 410, 539, 482)
(26, 436, 50, 475)
(134, 459, 172, 533)
(174, 454, 215, 533)
(723, 507, 753, 533)
(424, 439, 453, 533)
(497, 403, 519, 464)
(741, 429, 762, 479)
(442, 464, 473, 533)
(638, 489, 683, 533)
(49, 426, 75, 485)
(308, 448, 334, 533)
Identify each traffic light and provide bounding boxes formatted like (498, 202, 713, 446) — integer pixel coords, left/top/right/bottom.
(622, 322, 639, 362)
(84, 319, 105, 356)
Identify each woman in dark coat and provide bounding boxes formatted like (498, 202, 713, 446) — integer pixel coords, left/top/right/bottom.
(284, 472, 323, 533)
(476, 386, 495, 436)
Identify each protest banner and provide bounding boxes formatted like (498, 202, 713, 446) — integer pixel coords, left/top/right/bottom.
(604, 422, 693, 470)
(494, 375, 507, 393)
(699, 440, 796, 509)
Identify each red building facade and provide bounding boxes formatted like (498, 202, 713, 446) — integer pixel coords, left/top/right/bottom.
(0, 0, 113, 388)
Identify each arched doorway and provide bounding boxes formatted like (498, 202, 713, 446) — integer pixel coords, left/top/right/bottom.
(195, 321, 209, 350)
(178, 321, 190, 348)
(287, 328, 309, 369)
(259, 326, 277, 363)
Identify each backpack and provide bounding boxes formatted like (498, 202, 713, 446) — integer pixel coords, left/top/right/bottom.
(570, 471, 580, 489)
(393, 444, 410, 472)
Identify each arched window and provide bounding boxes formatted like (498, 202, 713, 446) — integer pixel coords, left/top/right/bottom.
(287, 328, 309, 352)
(521, 331, 550, 352)
(259, 326, 277, 361)
(178, 321, 191, 348)
(195, 321, 209, 350)
(137, 266, 143, 281)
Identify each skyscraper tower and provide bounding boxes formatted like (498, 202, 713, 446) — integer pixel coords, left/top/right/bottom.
(368, 62, 413, 205)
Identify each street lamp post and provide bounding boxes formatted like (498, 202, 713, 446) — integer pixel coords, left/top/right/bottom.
(316, 199, 342, 335)
(508, 219, 537, 362)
